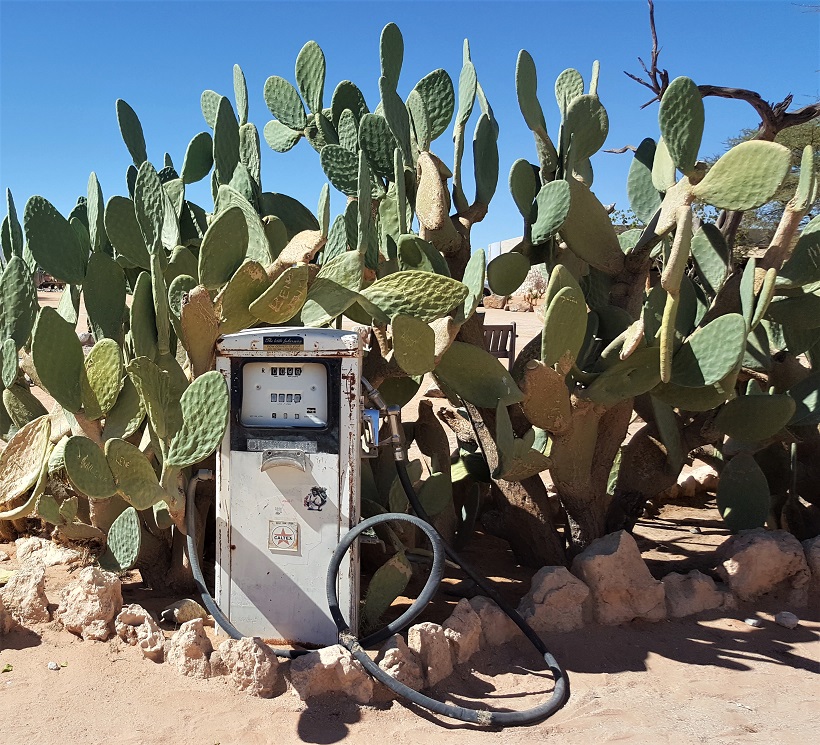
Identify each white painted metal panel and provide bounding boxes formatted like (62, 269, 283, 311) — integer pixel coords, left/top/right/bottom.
(215, 328, 361, 647)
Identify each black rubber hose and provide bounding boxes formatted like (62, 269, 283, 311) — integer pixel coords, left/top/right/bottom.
(327, 513, 446, 649)
(326, 460, 569, 726)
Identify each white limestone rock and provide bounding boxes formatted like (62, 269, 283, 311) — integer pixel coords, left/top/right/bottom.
(166, 618, 214, 679)
(717, 529, 810, 606)
(377, 634, 424, 693)
(115, 604, 164, 662)
(218, 637, 282, 698)
(407, 622, 453, 687)
(443, 598, 482, 664)
(571, 530, 666, 625)
(289, 645, 373, 704)
(469, 596, 520, 647)
(662, 570, 728, 618)
(15, 536, 82, 567)
(1, 564, 51, 626)
(55, 566, 121, 641)
(518, 566, 590, 633)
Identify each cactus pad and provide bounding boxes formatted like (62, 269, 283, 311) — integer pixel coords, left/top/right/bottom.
(487, 252, 530, 296)
(24, 196, 87, 283)
(166, 371, 229, 468)
(559, 178, 624, 275)
(99, 506, 143, 572)
(658, 77, 704, 176)
(214, 261, 270, 335)
(690, 223, 729, 296)
(180, 285, 219, 378)
(264, 76, 308, 131)
(541, 286, 587, 368)
(0, 415, 50, 508)
(651, 138, 677, 193)
(531, 179, 571, 244)
(555, 68, 584, 118)
(249, 264, 309, 324)
(104, 196, 151, 269)
(263, 120, 302, 153)
(520, 360, 571, 433)
(81, 339, 124, 420)
(102, 377, 145, 441)
(585, 347, 662, 406)
(3, 383, 48, 429)
(411, 69, 454, 141)
(671, 314, 747, 387)
(435, 341, 523, 408)
(509, 159, 538, 220)
(494, 401, 551, 482)
(115, 100, 147, 166)
(181, 132, 214, 184)
(198, 206, 248, 290)
(126, 356, 182, 441)
(64, 436, 117, 499)
(295, 41, 326, 115)
(362, 271, 467, 323)
(362, 550, 412, 630)
(31, 307, 85, 412)
(105, 438, 166, 510)
(692, 140, 791, 211)
(778, 214, 820, 289)
(320, 144, 359, 196)
(715, 394, 796, 443)
(716, 453, 769, 533)
(627, 138, 662, 223)
(0, 255, 38, 349)
(392, 314, 435, 376)
(84, 252, 126, 340)
(563, 94, 609, 160)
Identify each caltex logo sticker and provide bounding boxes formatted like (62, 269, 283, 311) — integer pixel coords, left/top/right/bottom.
(268, 521, 299, 552)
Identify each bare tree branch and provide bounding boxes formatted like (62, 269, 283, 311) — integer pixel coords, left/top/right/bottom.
(604, 145, 638, 154)
(698, 86, 820, 139)
(624, 0, 820, 247)
(623, 0, 669, 108)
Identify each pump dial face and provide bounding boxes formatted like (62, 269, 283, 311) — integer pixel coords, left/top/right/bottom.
(240, 362, 328, 428)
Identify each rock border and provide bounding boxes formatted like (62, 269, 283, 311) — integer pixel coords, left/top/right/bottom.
(1, 529, 817, 703)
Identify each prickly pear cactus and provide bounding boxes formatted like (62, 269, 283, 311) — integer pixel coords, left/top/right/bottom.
(1, 25, 816, 592)
(495, 55, 817, 552)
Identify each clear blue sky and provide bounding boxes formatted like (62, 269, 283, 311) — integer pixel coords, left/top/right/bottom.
(1, 0, 818, 253)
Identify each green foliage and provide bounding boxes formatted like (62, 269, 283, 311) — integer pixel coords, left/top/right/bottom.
(2, 21, 818, 581)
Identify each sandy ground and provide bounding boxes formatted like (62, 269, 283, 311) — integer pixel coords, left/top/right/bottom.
(2, 503, 818, 745)
(3, 295, 818, 743)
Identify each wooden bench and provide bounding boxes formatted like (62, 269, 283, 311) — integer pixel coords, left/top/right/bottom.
(483, 323, 517, 365)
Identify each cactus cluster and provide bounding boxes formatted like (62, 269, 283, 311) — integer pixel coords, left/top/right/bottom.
(0, 25, 817, 591)
(0, 24, 501, 597)
(481, 55, 818, 549)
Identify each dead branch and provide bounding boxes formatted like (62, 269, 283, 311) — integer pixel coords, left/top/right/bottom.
(604, 145, 638, 154)
(697, 87, 820, 140)
(623, 0, 669, 108)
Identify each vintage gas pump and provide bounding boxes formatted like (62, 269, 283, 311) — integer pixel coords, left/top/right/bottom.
(214, 327, 362, 646)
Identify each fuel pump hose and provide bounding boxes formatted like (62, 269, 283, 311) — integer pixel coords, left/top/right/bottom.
(185, 436, 569, 726)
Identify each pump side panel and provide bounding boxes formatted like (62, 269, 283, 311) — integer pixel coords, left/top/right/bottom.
(225, 450, 344, 644)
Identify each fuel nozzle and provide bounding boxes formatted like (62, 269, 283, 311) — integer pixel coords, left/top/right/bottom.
(360, 377, 408, 462)
(386, 404, 407, 463)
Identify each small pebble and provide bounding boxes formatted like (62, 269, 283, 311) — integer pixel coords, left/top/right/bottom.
(47, 661, 60, 671)
(774, 611, 799, 630)
(688, 526, 702, 534)
(744, 617, 764, 628)
(0, 551, 10, 562)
